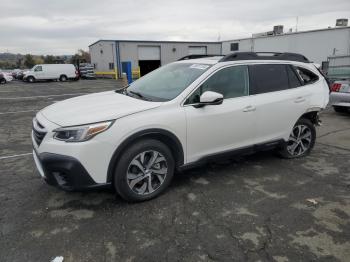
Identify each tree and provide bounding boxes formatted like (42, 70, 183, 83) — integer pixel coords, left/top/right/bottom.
(70, 49, 91, 65)
(44, 55, 56, 64)
(24, 54, 35, 68)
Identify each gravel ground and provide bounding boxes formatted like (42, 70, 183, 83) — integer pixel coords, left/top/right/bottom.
(0, 79, 349, 262)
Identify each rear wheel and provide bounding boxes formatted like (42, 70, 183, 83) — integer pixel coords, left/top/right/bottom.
(27, 76, 35, 83)
(114, 139, 175, 202)
(59, 75, 68, 82)
(0, 78, 6, 84)
(333, 106, 348, 113)
(279, 118, 316, 159)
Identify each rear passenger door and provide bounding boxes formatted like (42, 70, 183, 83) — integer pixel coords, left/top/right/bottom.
(249, 64, 309, 143)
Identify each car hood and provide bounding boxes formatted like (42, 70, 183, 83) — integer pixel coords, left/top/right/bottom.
(40, 91, 162, 126)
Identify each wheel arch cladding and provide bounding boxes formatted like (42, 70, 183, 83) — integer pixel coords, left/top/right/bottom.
(107, 129, 184, 183)
(300, 111, 319, 124)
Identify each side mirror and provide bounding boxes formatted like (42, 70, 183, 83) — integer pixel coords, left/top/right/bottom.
(194, 91, 223, 108)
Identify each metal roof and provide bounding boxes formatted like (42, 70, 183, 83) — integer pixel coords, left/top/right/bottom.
(222, 26, 350, 43)
(89, 39, 221, 47)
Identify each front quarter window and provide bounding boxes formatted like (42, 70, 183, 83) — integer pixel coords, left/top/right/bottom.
(127, 63, 211, 101)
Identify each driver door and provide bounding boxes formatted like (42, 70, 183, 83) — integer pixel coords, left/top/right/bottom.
(184, 65, 256, 163)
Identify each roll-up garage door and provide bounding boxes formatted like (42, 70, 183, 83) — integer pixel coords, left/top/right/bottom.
(188, 46, 207, 55)
(138, 46, 161, 60)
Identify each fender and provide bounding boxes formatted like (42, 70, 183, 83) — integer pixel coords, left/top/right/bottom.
(106, 128, 184, 183)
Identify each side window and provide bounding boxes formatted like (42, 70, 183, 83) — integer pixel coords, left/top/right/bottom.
(185, 65, 249, 104)
(249, 64, 289, 95)
(287, 65, 302, 88)
(295, 67, 319, 85)
(34, 66, 42, 72)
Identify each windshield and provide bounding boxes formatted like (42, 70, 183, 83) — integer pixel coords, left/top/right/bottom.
(127, 62, 211, 101)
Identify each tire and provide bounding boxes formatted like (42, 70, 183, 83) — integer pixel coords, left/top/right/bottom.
(333, 106, 348, 113)
(279, 118, 316, 159)
(27, 76, 35, 83)
(114, 139, 175, 202)
(59, 75, 68, 82)
(0, 78, 6, 84)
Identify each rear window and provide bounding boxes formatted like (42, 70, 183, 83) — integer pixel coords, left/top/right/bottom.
(295, 67, 319, 85)
(249, 64, 289, 95)
(287, 65, 302, 88)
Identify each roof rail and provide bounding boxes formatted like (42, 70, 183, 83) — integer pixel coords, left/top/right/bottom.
(178, 54, 223, 61)
(219, 52, 310, 63)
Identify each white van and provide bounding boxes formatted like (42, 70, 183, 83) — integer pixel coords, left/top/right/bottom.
(23, 64, 78, 82)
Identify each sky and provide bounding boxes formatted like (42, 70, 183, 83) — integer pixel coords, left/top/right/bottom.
(1, 0, 350, 55)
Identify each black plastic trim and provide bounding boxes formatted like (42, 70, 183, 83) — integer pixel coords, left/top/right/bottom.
(219, 52, 310, 63)
(37, 152, 110, 191)
(179, 139, 284, 171)
(107, 129, 184, 183)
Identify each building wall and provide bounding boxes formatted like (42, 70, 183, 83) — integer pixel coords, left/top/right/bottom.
(90, 41, 221, 72)
(222, 27, 350, 64)
(89, 41, 116, 72)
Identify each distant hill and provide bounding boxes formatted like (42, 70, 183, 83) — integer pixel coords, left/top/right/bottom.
(0, 52, 73, 69)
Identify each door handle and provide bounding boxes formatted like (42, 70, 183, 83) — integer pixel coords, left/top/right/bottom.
(243, 105, 256, 112)
(294, 97, 306, 103)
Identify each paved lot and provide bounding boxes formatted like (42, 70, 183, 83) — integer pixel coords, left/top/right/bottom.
(0, 80, 350, 262)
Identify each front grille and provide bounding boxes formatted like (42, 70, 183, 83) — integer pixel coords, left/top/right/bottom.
(32, 118, 47, 146)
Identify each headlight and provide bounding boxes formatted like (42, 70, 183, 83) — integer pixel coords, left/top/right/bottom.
(53, 121, 114, 142)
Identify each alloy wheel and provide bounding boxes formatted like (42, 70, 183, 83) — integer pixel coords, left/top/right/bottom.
(126, 150, 168, 195)
(287, 124, 312, 156)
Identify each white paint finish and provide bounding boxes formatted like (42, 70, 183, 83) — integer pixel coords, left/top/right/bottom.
(222, 27, 350, 64)
(39, 91, 162, 126)
(89, 41, 116, 72)
(185, 96, 256, 162)
(188, 46, 207, 55)
(32, 58, 329, 185)
(138, 46, 161, 60)
(23, 64, 76, 81)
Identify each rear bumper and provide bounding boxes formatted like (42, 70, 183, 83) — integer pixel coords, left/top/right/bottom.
(330, 92, 350, 107)
(33, 150, 110, 191)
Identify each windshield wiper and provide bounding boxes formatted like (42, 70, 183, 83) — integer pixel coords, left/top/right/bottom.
(129, 90, 150, 100)
(115, 85, 129, 93)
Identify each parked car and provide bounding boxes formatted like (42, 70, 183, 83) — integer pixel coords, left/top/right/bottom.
(329, 80, 350, 113)
(32, 52, 329, 202)
(0, 71, 13, 83)
(23, 64, 78, 83)
(0, 72, 6, 84)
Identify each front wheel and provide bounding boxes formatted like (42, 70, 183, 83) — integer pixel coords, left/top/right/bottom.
(27, 76, 35, 83)
(114, 139, 175, 202)
(279, 118, 316, 159)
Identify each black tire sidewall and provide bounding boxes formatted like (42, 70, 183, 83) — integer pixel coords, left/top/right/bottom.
(280, 118, 316, 159)
(114, 139, 175, 202)
(28, 77, 34, 83)
(60, 75, 67, 82)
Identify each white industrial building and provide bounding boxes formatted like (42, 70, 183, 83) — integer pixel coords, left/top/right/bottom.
(222, 25, 350, 66)
(89, 20, 350, 78)
(89, 40, 221, 77)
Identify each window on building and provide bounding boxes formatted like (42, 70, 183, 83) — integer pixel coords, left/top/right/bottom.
(295, 67, 319, 85)
(185, 65, 249, 104)
(109, 63, 114, 70)
(93, 63, 97, 69)
(230, 43, 239, 51)
(249, 64, 289, 94)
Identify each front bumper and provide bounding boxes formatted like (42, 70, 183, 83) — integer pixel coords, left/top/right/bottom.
(33, 150, 110, 191)
(329, 92, 350, 107)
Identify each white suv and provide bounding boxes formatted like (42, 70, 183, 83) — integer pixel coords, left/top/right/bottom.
(32, 52, 329, 201)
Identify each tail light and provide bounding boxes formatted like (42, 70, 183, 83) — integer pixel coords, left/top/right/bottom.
(331, 83, 342, 92)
